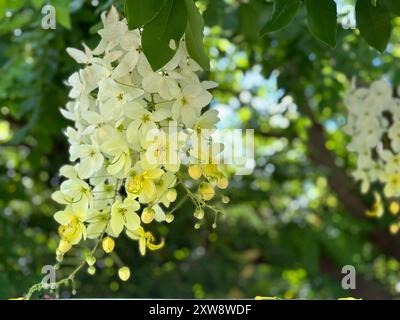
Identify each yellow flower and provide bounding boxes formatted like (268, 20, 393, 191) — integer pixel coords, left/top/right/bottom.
(199, 182, 215, 201)
(382, 172, 400, 197)
(202, 164, 220, 178)
(153, 172, 177, 207)
(110, 198, 140, 236)
(126, 166, 164, 201)
(55, 207, 87, 245)
(365, 192, 384, 218)
(188, 163, 228, 189)
(126, 227, 164, 256)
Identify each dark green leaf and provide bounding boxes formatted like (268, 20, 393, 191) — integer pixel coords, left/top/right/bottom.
(305, 0, 337, 48)
(124, 0, 167, 29)
(239, 3, 261, 43)
(184, 0, 210, 70)
(261, 0, 301, 35)
(383, 0, 400, 16)
(301, 232, 320, 276)
(142, 0, 188, 71)
(203, 0, 226, 27)
(356, 0, 392, 52)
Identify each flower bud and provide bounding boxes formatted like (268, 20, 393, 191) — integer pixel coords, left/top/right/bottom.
(166, 213, 175, 223)
(222, 196, 230, 204)
(390, 201, 400, 215)
(188, 165, 202, 180)
(87, 266, 96, 275)
(199, 182, 215, 201)
(141, 207, 155, 224)
(86, 255, 96, 266)
(58, 240, 72, 254)
(217, 177, 228, 189)
(102, 236, 115, 253)
(118, 266, 131, 281)
(166, 188, 177, 202)
(194, 208, 205, 220)
(389, 223, 400, 235)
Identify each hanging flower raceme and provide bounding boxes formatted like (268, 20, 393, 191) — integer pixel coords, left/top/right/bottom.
(344, 79, 400, 232)
(51, 6, 229, 281)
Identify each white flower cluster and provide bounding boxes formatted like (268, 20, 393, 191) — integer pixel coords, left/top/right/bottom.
(344, 79, 400, 199)
(52, 7, 228, 259)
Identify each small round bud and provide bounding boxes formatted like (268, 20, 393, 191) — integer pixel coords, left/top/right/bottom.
(390, 202, 400, 215)
(217, 177, 228, 189)
(194, 208, 205, 220)
(212, 223, 217, 229)
(141, 207, 155, 224)
(102, 236, 115, 253)
(222, 196, 230, 204)
(188, 165, 202, 180)
(194, 223, 201, 229)
(87, 266, 96, 275)
(86, 255, 96, 266)
(389, 223, 399, 235)
(166, 188, 177, 202)
(166, 213, 175, 223)
(118, 266, 131, 281)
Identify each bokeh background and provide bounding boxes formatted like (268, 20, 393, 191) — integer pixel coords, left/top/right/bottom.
(2, 0, 400, 299)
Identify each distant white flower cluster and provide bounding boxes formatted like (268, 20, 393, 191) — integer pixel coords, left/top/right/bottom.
(344, 79, 400, 198)
(52, 7, 228, 261)
(338, 4, 356, 30)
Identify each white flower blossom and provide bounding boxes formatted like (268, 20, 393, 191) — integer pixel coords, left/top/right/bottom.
(52, 6, 228, 261)
(345, 79, 400, 200)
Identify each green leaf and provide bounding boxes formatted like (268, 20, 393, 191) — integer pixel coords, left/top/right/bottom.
(301, 232, 320, 276)
(124, 0, 167, 29)
(261, 0, 301, 36)
(203, 0, 226, 27)
(239, 3, 261, 43)
(142, 0, 188, 71)
(356, 0, 392, 52)
(51, 0, 71, 29)
(305, 0, 337, 48)
(383, 0, 400, 16)
(184, 0, 210, 71)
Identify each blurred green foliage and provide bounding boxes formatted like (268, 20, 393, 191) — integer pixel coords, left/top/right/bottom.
(2, 0, 400, 299)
